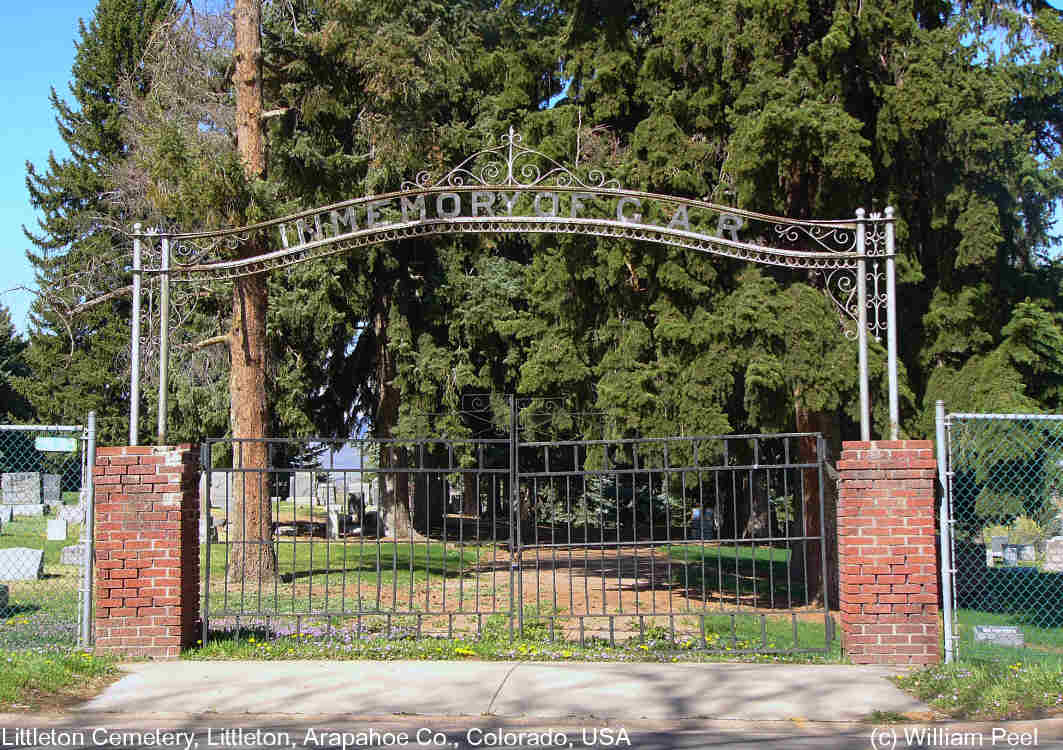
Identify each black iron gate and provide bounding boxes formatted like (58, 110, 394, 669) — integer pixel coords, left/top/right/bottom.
(201, 421, 831, 654)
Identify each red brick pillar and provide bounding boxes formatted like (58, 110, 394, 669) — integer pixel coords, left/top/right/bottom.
(838, 440, 940, 665)
(93, 445, 199, 659)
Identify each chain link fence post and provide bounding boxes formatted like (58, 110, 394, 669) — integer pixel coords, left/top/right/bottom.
(945, 411, 1063, 664)
(0, 421, 90, 649)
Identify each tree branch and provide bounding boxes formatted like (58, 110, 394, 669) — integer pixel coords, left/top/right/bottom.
(67, 285, 134, 315)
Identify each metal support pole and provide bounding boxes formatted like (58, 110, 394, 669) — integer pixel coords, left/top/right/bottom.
(157, 237, 170, 446)
(80, 411, 97, 648)
(130, 226, 142, 446)
(936, 400, 955, 663)
(856, 209, 870, 441)
(885, 207, 900, 440)
(509, 394, 522, 636)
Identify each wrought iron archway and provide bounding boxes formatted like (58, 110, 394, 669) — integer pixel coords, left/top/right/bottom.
(130, 128, 899, 444)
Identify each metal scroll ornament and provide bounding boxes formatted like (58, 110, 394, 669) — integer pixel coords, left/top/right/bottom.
(402, 128, 622, 192)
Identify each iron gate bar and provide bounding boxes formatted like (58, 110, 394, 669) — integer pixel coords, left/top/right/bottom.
(201, 431, 832, 654)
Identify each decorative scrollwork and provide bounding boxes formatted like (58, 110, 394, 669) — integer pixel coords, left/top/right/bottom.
(773, 223, 857, 254)
(171, 234, 249, 266)
(820, 263, 890, 341)
(866, 262, 888, 341)
(401, 128, 622, 192)
(169, 217, 860, 283)
(865, 215, 888, 257)
(821, 268, 860, 339)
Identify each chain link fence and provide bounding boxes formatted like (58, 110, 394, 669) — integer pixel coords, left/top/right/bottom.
(0, 420, 95, 649)
(943, 413, 1063, 664)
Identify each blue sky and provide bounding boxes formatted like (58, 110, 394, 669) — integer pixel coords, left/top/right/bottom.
(2, 1, 96, 333)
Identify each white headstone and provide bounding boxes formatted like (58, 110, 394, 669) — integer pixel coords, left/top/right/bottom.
(46, 519, 68, 541)
(2, 473, 41, 504)
(974, 625, 1024, 647)
(1003, 545, 1019, 566)
(290, 472, 316, 504)
(60, 543, 85, 567)
(0, 547, 45, 580)
(57, 504, 84, 524)
(0, 506, 11, 523)
(1043, 536, 1063, 572)
(198, 472, 235, 510)
(199, 516, 219, 543)
(328, 511, 346, 539)
(11, 504, 44, 517)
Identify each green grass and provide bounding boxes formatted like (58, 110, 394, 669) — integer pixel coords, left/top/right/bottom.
(203, 540, 488, 583)
(895, 661, 1063, 720)
(188, 608, 842, 663)
(201, 540, 494, 615)
(0, 514, 83, 649)
(0, 648, 116, 709)
(954, 608, 1063, 667)
(0, 515, 83, 564)
(667, 543, 810, 602)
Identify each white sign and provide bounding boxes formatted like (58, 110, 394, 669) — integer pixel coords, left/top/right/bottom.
(34, 436, 76, 453)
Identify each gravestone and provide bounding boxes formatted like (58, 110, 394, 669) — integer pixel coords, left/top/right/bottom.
(0, 584, 7, 611)
(2, 473, 40, 504)
(199, 516, 219, 543)
(987, 535, 1007, 566)
(347, 493, 364, 518)
(289, 472, 315, 504)
(60, 543, 85, 567)
(315, 483, 337, 507)
(0, 506, 11, 523)
(328, 511, 354, 539)
(57, 504, 84, 524)
(1003, 545, 1019, 566)
(11, 505, 44, 517)
(1043, 537, 1063, 572)
(41, 474, 60, 506)
(1019, 544, 1037, 563)
(198, 472, 235, 510)
(46, 519, 68, 541)
(974, 625, 1024, 648)
(0, 548, 44, 580)
(359, 510, 385, 538)
(690, 508, 716, 540)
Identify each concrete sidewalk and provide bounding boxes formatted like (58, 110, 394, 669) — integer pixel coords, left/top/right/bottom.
(78, 661, 927, 722)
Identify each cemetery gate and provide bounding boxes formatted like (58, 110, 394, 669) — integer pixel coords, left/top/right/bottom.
(0, 415, 97, 649)
(200, 411, 833, 655)
(937, 405, 1063, 664)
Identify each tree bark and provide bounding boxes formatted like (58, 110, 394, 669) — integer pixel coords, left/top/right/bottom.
(227, 0, 274, 582)
(372, 299, 412, 539)
(794, 397, 833, 607)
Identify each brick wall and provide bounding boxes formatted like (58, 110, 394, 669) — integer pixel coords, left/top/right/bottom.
(837, 440, 940, 665)
(93, 445, 199, 659)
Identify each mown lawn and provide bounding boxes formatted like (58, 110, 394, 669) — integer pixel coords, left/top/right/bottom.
(0, 513, 83, 649)
(952, 608, 1063, 667)
(0, 648, 116, 710)
(667, 543, 815, 604)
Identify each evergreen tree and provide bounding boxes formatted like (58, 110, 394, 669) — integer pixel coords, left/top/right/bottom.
(0, 306, 33, 423)
(20, 0, 177, 443)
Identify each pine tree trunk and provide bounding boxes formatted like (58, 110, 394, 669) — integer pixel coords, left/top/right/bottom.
(794, 397, 831, 607)
(228, 269, 275, 581)
(795, 397, 833, 607)
(227, 0, 274, 582)
(463, 473, 479, 516)
(373, 301, 412, 539)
